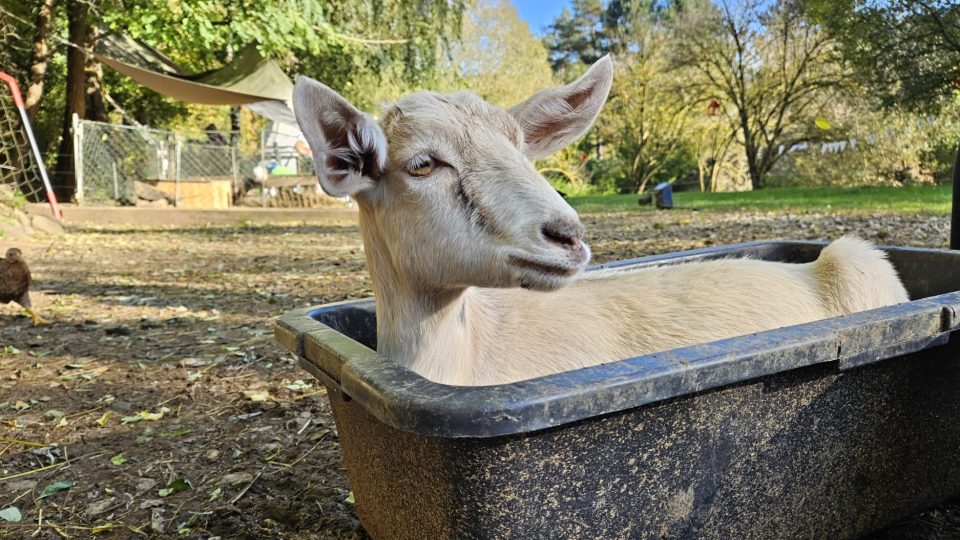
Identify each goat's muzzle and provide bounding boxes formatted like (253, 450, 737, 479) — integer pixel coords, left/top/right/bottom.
(540, 218, 584, 250)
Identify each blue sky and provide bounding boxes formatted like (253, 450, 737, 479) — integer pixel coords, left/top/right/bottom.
(512, 0, 572, 36)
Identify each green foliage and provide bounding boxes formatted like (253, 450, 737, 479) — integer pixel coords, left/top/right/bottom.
(0, 185, 28, 210)
(597, 16, 697, 193)
(0, 2, 30, 81)
(536, 146, 606, 196)
(669, 0, 845, 189)
(96, 0, 465, 112)
(439, 0, 554, 108)
(566, 184, 954, 214)
(805, 0, 960, 111)
(768, 99, 960, 187)
(7, 0, 465, 160)
(10, 0, 960, 196)
(583, 154, 632, 194)
(544, 0, 610, 77)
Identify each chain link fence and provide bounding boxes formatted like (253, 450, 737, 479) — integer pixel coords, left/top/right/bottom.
(75, 118, 256, 205)
(74, 119, 344, 208)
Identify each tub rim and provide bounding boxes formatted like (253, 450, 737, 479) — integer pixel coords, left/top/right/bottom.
(275, 241, 960, 438)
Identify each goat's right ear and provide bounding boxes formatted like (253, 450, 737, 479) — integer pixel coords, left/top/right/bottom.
(293, 76, 387, 197)
(508, 55, 613, 159)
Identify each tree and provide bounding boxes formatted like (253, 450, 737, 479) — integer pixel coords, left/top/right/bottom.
(441, 0, 554, 108)
(544, 0, 696, 80)
(599, 22, 696, 193)
(1, 0, 465, 200)
(52, 0, 92, 199)
(24, 0, 56, 124)
(805, 0, 960, 110)
(672, 0, 844, 189)
(99, 0, 465, 111)
(544, 0, 609, 78)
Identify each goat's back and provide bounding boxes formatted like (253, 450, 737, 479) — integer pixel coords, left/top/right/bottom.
(813, 236, 909, 316)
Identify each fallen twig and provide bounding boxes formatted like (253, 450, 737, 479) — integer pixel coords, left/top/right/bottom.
(270, 438, 326, 469)
(234, 335, 270, 347)
(0, 441, 15, 459)
(293, 388, 328, 401)
(229, 470, 262, 505)
(66, 405, 103, 419)
(0, 460, 68, 481)
(0, 437, 48, 447)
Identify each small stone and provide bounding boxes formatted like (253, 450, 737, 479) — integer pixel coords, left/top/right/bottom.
(31, 214, 64, 236)
(221, 472, 254, 486)
(105, 325, 133, 336)
(85, 497, 116, 517)
(151, 508, 166, 533)
(7, 480, 36, 491)
(135, 478, 158, 494)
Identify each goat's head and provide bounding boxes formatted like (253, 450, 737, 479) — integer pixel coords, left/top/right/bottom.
(293, 56, 613, 292)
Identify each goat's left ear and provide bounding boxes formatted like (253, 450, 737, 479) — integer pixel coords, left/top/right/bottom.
(293, 76, 387, 197)
(508, 55, 613, 160)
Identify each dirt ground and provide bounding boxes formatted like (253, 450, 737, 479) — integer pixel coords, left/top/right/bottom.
(1, 208, 958, 539)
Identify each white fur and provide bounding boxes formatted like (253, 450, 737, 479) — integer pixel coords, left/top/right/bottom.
(293, 57, 909, 387)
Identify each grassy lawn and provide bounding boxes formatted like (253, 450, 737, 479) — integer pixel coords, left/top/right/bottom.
(567, 184, 953, 214)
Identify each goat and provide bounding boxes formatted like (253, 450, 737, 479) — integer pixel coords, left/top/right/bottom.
(293, 56, 909, 386)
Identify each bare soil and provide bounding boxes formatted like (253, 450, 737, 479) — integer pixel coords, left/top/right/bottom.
(1, 208, 957, 538)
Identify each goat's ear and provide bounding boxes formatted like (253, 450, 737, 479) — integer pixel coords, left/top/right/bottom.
(293, 76, 387, 197)
(508, 55, 613, 160)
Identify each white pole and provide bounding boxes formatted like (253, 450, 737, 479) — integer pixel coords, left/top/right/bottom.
(174, 133, 182, 208)
(231, 143, 238, 206)
(72, 112, 83, 207)
(112, 161, 119, 200)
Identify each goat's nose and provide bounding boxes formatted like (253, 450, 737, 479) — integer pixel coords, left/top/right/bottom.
(541, 218, 584, 249)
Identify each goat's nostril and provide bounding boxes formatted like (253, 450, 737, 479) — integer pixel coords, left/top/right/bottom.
(541, 219, 584, 248)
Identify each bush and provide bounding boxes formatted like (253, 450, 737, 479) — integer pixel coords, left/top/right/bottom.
(768, 100, 960, 187)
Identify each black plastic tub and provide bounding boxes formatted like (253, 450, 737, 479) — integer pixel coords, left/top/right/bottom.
(275, 241, 960, 539)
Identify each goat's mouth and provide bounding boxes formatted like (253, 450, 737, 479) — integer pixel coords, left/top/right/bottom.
(507, 255, 582, 278)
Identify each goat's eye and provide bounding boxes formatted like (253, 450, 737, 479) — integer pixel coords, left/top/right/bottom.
(407, 155, 435, 177)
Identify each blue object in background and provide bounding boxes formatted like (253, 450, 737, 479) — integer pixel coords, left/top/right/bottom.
(653, 182, 673, 209)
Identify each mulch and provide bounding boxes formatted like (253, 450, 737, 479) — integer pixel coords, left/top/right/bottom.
(0, 208, 956, 538)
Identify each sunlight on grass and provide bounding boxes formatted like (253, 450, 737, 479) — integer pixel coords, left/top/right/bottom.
(567, 185, 953, 214)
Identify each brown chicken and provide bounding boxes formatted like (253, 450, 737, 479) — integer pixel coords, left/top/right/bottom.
(1, 248, 48, 325)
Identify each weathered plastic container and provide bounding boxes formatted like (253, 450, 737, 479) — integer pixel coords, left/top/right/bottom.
(275, 241, 960, 539)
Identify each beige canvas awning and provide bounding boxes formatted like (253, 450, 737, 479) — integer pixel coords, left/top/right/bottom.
(94, 33, 295, 114)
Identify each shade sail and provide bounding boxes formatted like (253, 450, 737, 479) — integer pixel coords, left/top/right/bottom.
(94, 33, 294, 107)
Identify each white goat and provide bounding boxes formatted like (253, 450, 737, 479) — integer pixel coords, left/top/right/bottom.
(293, 56, 909, 386)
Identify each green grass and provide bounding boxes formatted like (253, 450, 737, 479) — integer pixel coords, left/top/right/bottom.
(567, 184, 953, 214)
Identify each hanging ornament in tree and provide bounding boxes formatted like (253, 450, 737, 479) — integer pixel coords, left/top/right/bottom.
(707, 99, 720, 116)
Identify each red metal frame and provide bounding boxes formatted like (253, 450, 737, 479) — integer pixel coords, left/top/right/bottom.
(0, 71, 63, 221)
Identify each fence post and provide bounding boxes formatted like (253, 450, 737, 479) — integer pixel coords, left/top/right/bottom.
(112, 162, 119, 201)
(72, 113, 84, 206)
(174, 133, 182, 208)
(951, 143, 960, 250)
(231, 143, 239, 205)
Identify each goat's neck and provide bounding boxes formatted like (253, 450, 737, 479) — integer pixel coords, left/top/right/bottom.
(359, 207, 482, 384)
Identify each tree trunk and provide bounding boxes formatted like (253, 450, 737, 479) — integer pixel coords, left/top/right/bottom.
(224, 45, 241, 147)
(744, 141, 764, 190)
(85, 25, 108, 123)
(25, 0, 55, 124)
(52, 0, 90, 201)
(229, 106, 241, 145)
(747, 162, 764, 190)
